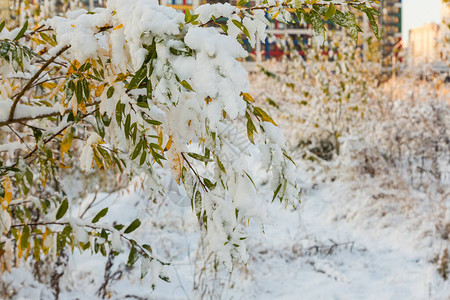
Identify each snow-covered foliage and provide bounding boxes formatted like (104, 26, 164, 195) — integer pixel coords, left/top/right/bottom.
(247, 41, 450, 298)
(0, 0, 382, 296)
(1, 58, 449, 299)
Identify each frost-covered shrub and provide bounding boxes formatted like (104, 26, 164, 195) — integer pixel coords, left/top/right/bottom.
(251, 34, 380, 161)
(0, 0, 379, 291)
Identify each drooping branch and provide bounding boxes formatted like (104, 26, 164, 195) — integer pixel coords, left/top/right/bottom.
(0, 100, 100, 127)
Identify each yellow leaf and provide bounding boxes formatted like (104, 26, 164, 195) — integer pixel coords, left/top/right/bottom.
(1, 176, 13, 209)
(157, 128, 163, 148)
(92, 148, 105, 170)
(17, 232, 22, 259)
(71, 95, 77, 116)
(254, 106, 277, 126)
(113, 23, 123, 30)
(271, 11, 279, 20)
(60, 128, 74, 159)
(41, 82, 57, 89)
(48, 80, 65, 100)
(42, 228, 52, 255)
(164, 135, 173, 152)
(67, 59, 81, 76)
(241, 92, 254, 102)
(171, 151, 182, 184)
(25, 243, 31, 259)
(78, 101, 87, 114)
(95, 83, 105, 97)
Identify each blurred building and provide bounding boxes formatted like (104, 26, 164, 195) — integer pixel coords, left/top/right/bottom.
(0, 0, 9, 22)
(160, 0, 197, 11)
(409, 23, 441, 64)
(379, 0, 402, 71)
(442, 0, 450, 42)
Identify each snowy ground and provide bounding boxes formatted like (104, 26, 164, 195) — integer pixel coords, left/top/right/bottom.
(3, 157, 448, 299)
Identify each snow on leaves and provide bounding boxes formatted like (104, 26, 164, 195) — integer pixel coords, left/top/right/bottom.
(0, 0, 378, 289)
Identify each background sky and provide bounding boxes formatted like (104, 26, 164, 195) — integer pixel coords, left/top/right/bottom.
(402, 0, 442, 44)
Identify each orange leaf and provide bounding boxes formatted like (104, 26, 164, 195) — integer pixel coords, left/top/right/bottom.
(113, 24, 123, 30)
(164, 135, 173, 152)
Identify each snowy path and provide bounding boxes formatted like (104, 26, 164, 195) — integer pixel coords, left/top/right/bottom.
(228, 180, 450, 300)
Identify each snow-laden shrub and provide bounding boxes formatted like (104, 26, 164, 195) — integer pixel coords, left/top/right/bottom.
(0, 0, 380, 294)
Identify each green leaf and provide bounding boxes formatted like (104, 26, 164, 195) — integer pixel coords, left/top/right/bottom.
(115, 101, 123, 126)
(113, 224, 124, 231)
(82, 78, 90, 99)
(244, 171, 256, 189)
(354, 5, 379, 39)
(324, 3, 336, 20)
(142, 244, 153, 254)
(237, 0, 248, 6)
(127, 246, 140, 267)
(232, 19, 242, 30)
(187, 152, 213, 163)
(253, 106, 277, 126)
(180, 80, 193, 91)
(203, 178, 216, 191)
(315, 6, 348, 29)
(184, 9, 192, 23)
(56, 199, 69, 220)
(139, 151, 147, 166)
(128, 66, 147, 90)
(92, 207, 108, 223)
(107, 86, 115, 99)
(124, 219, 141, 234)
(14, 20, 28, 41)
(272, 183, 282, 202)
(366, 11, 379, 39)
(245, 112, 257, 144)
(345, 11, 361, 43)
(216, 157, 226, 174)
(124, 114, 131, 137)
(20, 225, 30, 250)
(131, 139, 144, 160)
(309, 10, 326, 45)
(97, 147, 113, 167)
(150, 143, 162, 151)
(136, 101, 149, 109)
(142, 117, 162, 126)
(25, 168, 33, 187)
(0, 21, 5, 33)
(76, 80, 83, 103)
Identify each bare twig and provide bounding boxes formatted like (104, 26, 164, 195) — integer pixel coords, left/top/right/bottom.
(180, 152, 207, 192)
(6, 124, 33, 151)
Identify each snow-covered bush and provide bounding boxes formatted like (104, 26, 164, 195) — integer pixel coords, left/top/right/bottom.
(251, 34, 380, 160)
(0, 0, 379, 293)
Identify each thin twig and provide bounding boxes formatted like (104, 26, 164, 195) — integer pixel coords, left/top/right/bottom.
(6, 124, 33, 151)
(180, 152, 207, 192)
(0, 99, 100, 127)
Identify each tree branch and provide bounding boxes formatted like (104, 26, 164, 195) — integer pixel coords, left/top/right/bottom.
(0, 100, 100, 127)
(8, 45, 71, 121)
